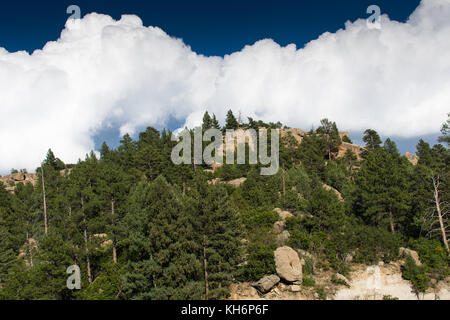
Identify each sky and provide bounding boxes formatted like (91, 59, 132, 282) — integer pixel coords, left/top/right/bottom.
(0, 0, 448, 173)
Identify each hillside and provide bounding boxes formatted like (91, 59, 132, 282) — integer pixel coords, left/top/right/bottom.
(0, 111, 448, 300)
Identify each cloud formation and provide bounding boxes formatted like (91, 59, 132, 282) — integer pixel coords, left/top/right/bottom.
(0, 0, 449, 173)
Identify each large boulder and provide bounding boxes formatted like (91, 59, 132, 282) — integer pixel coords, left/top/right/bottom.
(274, 246, 302, 283)
(399, 247, 422, 266)
(252, 275, 280, 294)
(277, 230, 290, 246)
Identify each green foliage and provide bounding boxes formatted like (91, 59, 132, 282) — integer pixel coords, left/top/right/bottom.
(402, 255, 430, 293)
(238, 243, 276, 282)
(315, 286, 326, 300)
(302, 274, 315, 287)
(303, 257, 314, 275)
(342, 135, 353, 144)
(240, 208, 279, 230)
(354, 148, 411, 233)
(407, 238, 449, 280)
(438, 113, 450, 147)
(224, 109, 239, 131)
(362, 129, 382, 151)
(0, 116, 447, 300)
(316, 119, 342, 160)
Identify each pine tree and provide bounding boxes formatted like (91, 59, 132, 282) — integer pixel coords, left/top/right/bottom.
(224, 110, 239, 131)
(299, 133, 326, 179)
(354, 149, 411, 233)
(202, 111, 213, 131)
(383, 138, 400, 157)
(211, 114, 221, 130)
(363, 129, 382, 151)
(122, 177, 202, 300)
(191, 178, 242, 299)
(438, 113, 450, 147)
(317, 119, 342, 160)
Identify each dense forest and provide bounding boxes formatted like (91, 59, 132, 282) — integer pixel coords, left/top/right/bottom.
(0, 110, 448, 300)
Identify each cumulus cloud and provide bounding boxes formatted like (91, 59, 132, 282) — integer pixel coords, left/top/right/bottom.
(0, 0, 449, 173)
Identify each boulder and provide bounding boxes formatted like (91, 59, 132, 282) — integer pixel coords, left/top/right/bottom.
(12, 172, 26, 181)
(273, 208, 294, 221)
(273, 221, 286, 234)
(290, 285, 301, 292)
(101, 239, 113, 248)
(227, 177, 247, 188)
(252, 275, 280, 294)
(322, 183, 344, 202)
(344, 253, 354, 263)
(277, 230, 290, 246)
(334, 273, 350, 287)
(399, 247, 422, 266)
(297, 249, 313, 260)
(274, 246, 302, 283)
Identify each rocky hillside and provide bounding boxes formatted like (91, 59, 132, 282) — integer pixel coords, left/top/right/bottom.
(229, 207, 449, 301)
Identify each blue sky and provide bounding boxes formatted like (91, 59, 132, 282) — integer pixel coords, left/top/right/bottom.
(1, 0, 422, 56)
(0, 0, 447, 171)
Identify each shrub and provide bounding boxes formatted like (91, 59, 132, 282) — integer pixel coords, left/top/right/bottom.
(240, 208, 279, 231)
(402, 255, 430, 293)
(303, 257, 314, 275)
(302, 275, 316, 287)
(238, 243, 276, 282)
(315, 286, 326, 300)
(407, 238, 449, 280)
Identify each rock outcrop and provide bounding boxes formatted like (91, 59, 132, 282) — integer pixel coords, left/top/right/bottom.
(322, 183, 344, 202)
(274, 246, 303, 283)
(399, 247, 422, 266)
(276, 230, 291, 247)
(0, 172, 38, 192)
(334, 273, 350, 287)
(207, 177, 247, 188)
(229, 283, 260, 300)
(273, 221, 286, 234)
(405, 153, 419, 166)
(273, 208, 294, 221)
(227, 177, 247, 188)
(334, 262, 450, 300)
(337, 142, 366, 161)
(252, 275, 280, 294)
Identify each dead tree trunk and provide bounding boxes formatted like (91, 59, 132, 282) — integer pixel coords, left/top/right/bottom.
(389, 208, 395, 234)
(81, 197, 92, 284)
(433, 176, 449, 252)
(41, 166, 48, 235)
(282, 166, 286, 205)
(111, 199, 117, 264)
(203, 234, 209, 300)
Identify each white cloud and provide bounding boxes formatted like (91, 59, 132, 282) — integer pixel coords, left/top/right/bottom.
(0, 0, 449, 173)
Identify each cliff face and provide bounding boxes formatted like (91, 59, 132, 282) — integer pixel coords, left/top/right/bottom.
(334, 262, 450, 300)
